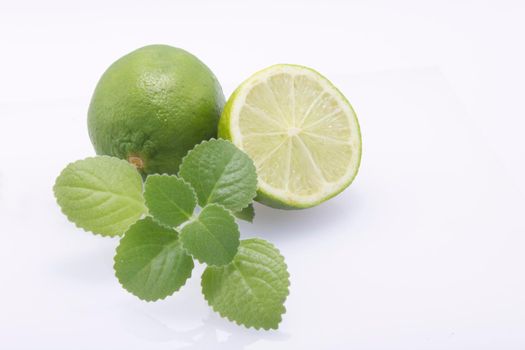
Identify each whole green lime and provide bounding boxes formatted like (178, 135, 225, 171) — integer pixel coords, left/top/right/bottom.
(88, 45, 225, 175)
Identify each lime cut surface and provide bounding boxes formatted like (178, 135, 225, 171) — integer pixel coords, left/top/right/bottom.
(219, 64, 361, 209)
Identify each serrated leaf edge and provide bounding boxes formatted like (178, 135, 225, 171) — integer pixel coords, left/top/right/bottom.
(200, 238, 290, 330)
(180, 203, 240, 267)
(113, 218, 194, 302)
(144, 173, 198, 229)
(234, 204, 255, 223)
(178, 138, 258, 213)
(53, 155, 147, 238)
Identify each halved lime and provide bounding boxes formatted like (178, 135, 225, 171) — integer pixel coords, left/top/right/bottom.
(219, 64, 361, 209)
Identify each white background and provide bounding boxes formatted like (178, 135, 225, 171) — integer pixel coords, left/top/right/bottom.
(1, 0, 524, 349)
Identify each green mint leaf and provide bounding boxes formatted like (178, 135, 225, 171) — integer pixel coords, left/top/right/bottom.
(144, 174, 197, 228)
(180, 204, 239, 266)
(53, 156, 147, 237)
(114, 217, 194, 301)
(234, 204, 255, 222)
(201, 238, 290, 330)
(179, 139, 257, 212)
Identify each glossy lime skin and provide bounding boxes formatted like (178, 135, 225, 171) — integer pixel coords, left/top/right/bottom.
(88, 45, 225, 175)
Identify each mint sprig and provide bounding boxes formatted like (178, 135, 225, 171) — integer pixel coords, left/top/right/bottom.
(53, 156, 147, 237)
(180, 203, 240, 266)
(179, 139, 258, 212)
(54, 139, 290, 330)
(114, 217, 194, 301)
(202, 238, 289, 330)
(144, 174, 197, 228)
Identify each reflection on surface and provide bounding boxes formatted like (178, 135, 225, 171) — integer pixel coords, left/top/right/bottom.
(120, 305, 289, 349)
